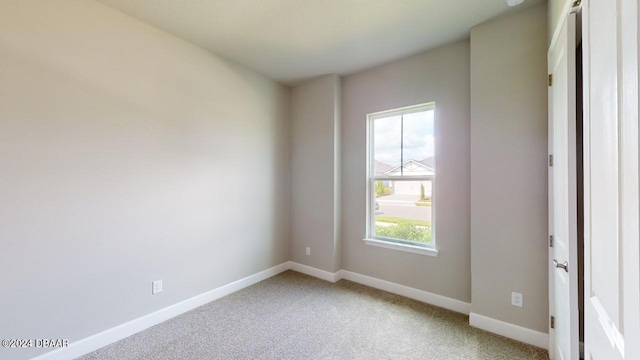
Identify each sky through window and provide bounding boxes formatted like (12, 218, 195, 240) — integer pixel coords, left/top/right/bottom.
(373, 110, 434, 168)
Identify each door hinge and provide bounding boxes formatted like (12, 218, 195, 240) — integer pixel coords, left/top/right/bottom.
(549, 235, 554, 248)
(550, 316, 555, 329)
(548, 74, 553, 86)
(549, 155, 554, 167)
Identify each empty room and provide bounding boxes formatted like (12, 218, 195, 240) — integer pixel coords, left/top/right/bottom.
(1, 0, 638, 359)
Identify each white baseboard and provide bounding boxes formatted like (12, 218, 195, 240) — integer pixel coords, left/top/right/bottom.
(288, 261, 341, 283)
(340, 270, 472, 315)
(469, 312, 549, 349)
(286, 263, 471, 315)
(32, 262, 290, 360)
(34, 262, 548, 359)
(289, 264, 547, 350)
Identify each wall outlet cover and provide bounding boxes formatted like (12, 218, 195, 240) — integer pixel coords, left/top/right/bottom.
(152, 280, 163, 294)
(511, 292, 523, 307)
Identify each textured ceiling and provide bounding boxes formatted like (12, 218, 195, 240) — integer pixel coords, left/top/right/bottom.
(97, 0, 545, 85)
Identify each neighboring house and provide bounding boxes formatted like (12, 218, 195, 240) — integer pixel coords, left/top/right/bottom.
(374, 160, 393, 188)
(374, 160, 393, 176)
(384, 158, 435, 197)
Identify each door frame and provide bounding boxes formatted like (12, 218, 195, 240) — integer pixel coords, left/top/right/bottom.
(548, 9, 580, 360)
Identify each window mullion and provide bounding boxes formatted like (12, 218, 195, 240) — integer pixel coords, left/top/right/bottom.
(400, 114, 404, 176)
(373, 176, 435, 182)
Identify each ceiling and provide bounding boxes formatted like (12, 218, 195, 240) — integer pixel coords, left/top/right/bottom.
(97, 0, 546, 85)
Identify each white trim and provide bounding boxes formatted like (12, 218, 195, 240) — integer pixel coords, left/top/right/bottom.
(294, 265, 549, 350)
(549, 0, 575, 53)
(286, 264, 469, 314)
(32, 262, 291, 360)
(373, 175, 434, 181)
(288, 262, 341, 283)
(363, 238, 439, 257)
(365, 102, 438, 249)
(33, 262, 548, 359)
(340, 270, 469, 314)
(469, 312, 549, 349)
(368, 102, 436, 120)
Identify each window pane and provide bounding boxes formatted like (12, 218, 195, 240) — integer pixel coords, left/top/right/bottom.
(402, 110, 435, 174)
(373, 110, 435, 177)
(374, 180, 433, 244)
(373, 115, 401, 174)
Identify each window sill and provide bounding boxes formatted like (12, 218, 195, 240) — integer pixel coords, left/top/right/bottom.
(363, 238, 439, 257)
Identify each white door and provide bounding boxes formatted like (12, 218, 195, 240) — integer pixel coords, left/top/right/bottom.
(582, 0, 640, 359)
(548, 12, 579, 360)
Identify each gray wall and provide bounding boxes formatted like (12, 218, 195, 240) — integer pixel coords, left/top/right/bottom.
(470, 4, 549, 332)
(341, 41, 471, 302)
(290, 75, 342, 272)
(0, 1, 290, 359)
(0, 1, 553, 357)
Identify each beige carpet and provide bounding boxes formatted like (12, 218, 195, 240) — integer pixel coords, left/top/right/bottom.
(79, 271, 548, 359)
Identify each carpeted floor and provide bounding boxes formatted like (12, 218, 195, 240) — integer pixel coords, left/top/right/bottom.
(79, 271, 548, 359)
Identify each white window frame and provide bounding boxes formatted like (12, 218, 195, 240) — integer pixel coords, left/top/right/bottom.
(364, 102, 438, 257)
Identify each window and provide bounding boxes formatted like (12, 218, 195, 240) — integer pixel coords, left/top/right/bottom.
(365, 103, 437, 256)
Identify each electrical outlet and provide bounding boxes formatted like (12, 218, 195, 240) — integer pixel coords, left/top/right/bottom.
(511, 292, 523, 307)
(305, 247, 311, 256)
(152, 280, 163, 294)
